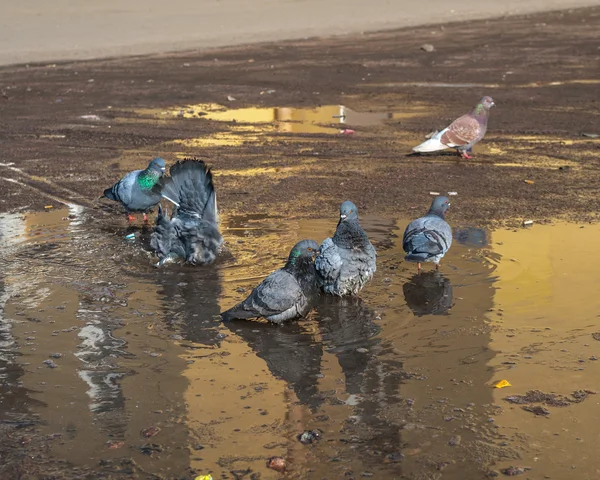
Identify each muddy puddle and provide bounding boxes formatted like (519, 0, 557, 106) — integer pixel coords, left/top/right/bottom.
(1, 207, 600, 479)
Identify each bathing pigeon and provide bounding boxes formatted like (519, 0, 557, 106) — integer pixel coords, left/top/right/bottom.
(150, 159, 223, 266)
(221, 240, 320, 323)
(101, 157, 166, 224)
(315, 201, 377, 296)
(403, 196, 452, 271)
(412, 96, 495, 158)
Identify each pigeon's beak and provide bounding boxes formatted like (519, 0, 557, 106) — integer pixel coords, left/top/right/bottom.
(490, 102, 496, 107)
(160, 167, 166, 172)
(340, 214, 347, 221)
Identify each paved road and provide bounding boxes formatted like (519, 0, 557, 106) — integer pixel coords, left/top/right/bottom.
(1, 0, 599, 66)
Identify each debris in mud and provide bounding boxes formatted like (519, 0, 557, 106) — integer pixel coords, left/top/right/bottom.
(141, 426, 161, 438)
(49, 353, 62, 358)
(420, 43, 435, 52)
(266, 456, 286, 472)
(523, 180, 534, 185)
(42, 359, 58, 368)
(522, 405, 550, 416)
(106, 440, 125, 449)
(139, 443, 162, 456)
(501, 466, 531, 476)
(448, 435, 462, 446)
(591, 332, 600, 341)
(504, 389, 595, 408)
(581, 132, 599, 138)
(522, 220, 533, 227)
(194, 476, 213, 480)
(298, 429, 322, 444)
(384, 452, 403, 463)
(230, 468, 253, 479)
(493, 379, 512, 389)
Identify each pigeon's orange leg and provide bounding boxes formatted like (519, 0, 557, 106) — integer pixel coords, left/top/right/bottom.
(460, 151, 472, 159)
(143, 212, 149, 224)
(417, 262, 422, 273)
(126, 213, 136, 225)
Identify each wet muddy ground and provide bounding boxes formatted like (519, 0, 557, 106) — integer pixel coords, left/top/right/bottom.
(1, 5, 600, 480)
(0, 7, 600, 225)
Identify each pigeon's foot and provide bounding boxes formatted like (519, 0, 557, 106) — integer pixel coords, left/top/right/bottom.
(436, 263, 440, 271)
(460, 151, 473, 159)
(143, 212, 149, 225)
(417, 262, 422, 273)
(126, 214, 136, 225)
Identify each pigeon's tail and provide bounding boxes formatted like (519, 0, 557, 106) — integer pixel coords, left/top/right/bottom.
(157, 159, 218, 223)
(220, 304, 255, 322)
(404, 252, 434, 262)
(412, 130, 448, 153)
(102, 186, 118, 201)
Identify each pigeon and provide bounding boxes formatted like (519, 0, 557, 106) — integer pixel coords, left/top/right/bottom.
(403, 196, 452, 272)
(412, 96, 495, 159)
(101, 157, 166, 224)
(315, 201, 377, 296)
(221, 240, 320, 323)
(150, 159, 223, 266)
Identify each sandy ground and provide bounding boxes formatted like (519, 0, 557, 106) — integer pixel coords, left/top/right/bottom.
(1, 0, 600, 66)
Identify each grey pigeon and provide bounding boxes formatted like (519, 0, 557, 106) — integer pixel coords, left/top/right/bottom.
(221, 240, 320, 324)
(150, 159, 223, 266)
(101, 157, 166, 224)
(315, 201, 377, 296)
(412, 96, 495, 158)
(403, 196, 452, 271)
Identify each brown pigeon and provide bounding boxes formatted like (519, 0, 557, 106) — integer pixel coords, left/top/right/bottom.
(412, 96, 495, 158)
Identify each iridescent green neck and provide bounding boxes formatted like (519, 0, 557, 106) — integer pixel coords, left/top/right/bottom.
(474, 103, 485, 115)
(137, 169, 161, 190)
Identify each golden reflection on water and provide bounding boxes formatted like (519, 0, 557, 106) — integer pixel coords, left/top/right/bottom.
(3, 210, 600, 478)
(489, 223, 600, 478)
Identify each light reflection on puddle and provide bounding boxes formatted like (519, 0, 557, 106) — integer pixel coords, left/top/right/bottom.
(131, 103, 406, 146)
(1, 209, 600, 478)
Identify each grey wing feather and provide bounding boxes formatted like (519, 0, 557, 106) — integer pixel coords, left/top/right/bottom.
(222, 269, 305, 322)
(403, 217, 452, 258)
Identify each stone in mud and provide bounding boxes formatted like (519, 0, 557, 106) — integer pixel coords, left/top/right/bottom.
(266, 456, 286, 472)
(501, 466, 531, 476)
(43, 359, 58, 368)
(448, 435, 462, 446)
(298, 429, 322, 444)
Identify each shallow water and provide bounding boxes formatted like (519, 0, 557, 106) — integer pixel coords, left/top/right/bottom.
(1, 208, 599, 479)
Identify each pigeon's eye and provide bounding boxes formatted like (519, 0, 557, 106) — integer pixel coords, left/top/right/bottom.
(307, 247, 313, 252)
(350, 210, 353, 214)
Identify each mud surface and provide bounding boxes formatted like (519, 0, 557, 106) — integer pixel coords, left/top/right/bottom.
(2, 6, 600, 480)
(1, 7, 600, 225)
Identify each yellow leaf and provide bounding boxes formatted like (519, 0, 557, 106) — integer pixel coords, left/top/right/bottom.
(194, 476, 213, 480)
(524, 180, 535, 185)
(493, 379, 512, 389)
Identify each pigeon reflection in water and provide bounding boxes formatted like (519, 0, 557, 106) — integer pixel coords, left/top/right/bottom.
(156, 266, 224, 347)
(316, 296, 380, 397)
(223, 319, 324, 411)
(403, 271, 453, 316)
